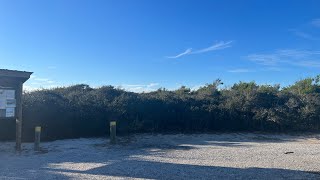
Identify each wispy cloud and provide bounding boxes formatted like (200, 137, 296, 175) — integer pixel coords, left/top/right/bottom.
(167, 41, 233, 59)
(293, 60, 320, 68)
(31, 77, 55, 84)
(290, 29, 316, 40)
(33, 78, 55, 84)
(277, 49, 320, 57)
(247, 49, 320, 68)
(24, 85, 38, 92)
(247, 54, 279, 66)
(311, 18, 320, 28)
(30, 75, 36, 79)
(119, 83, 160, 93)
(289, 18, 320, 40)
(24, 75, 59, 91)
(227, 68, 252, 73)
(193, 41, 233, 54)
(227, 67, 284, 73)
(167, 48, 192, 58)
(261, 67, 283, 72)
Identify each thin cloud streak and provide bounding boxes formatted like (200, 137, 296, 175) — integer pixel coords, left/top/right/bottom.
(167, 41, 233, 59)
(311, 18, 320, 27)
(227, 67, 285, 73)
(193, 41, 233, 54)
(247, 49, 320, 68)
(247, 54, 279, 66)
(289, 18, 320, 40)
(294, 61, 320, 68)
(227, 69, 252, 73)
(277, 49, 320, 57)
(290, 29, 316, 40)
(167, 48, 192, 58)
(24, 75, 59, 91)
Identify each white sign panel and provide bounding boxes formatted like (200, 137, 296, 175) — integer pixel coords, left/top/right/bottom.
(5, 90, 15, 99)
(6, 99, 16, 108)
(0, 100, 5, 109)
(0, 89, 16, 118)
(5, 108, 15, 117)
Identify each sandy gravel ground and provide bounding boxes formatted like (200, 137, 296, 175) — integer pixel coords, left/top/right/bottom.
(0, 133, 320, 180)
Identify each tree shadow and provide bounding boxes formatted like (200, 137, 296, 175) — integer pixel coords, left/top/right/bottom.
(110, 133, 315, 149)
(42, 160, 320, 179)
(1, 133, 320, 179)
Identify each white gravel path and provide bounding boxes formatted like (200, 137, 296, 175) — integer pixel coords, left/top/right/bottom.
(0, 133, 320, 180)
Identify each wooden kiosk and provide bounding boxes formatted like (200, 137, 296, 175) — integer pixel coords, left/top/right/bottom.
(0, 69, 32, 151)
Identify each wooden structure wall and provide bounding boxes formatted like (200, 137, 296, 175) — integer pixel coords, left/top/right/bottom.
(0, 69, 32, 151)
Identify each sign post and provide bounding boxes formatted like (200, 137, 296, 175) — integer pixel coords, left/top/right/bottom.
(34, 126, 41, 151)
(110, 121, 117, 144)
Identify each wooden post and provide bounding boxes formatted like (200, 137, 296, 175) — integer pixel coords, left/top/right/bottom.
(34, 126, 41, 151)
(110, 121, 116, 144)
(15, 82, 23, 151)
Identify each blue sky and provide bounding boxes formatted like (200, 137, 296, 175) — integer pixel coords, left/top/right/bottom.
(1, 0, 320, 92)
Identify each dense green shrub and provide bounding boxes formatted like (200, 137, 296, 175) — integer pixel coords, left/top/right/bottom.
(1, 76, 320, 141)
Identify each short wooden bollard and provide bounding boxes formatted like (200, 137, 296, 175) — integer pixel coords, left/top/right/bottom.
(110, 121, 116, 144)
(34, 126, 41, 151)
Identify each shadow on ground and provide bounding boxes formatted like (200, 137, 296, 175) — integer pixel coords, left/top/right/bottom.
(42, 160, 320, 179)
(1, 133, 319, 179)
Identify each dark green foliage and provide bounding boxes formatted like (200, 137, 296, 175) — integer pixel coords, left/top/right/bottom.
(1, 76, 320, 141)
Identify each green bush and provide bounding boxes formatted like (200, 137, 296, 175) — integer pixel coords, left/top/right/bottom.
(1, 76, 320, 141)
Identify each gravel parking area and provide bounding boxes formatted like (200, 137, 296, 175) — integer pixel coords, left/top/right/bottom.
(0, 133, 320, 180)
